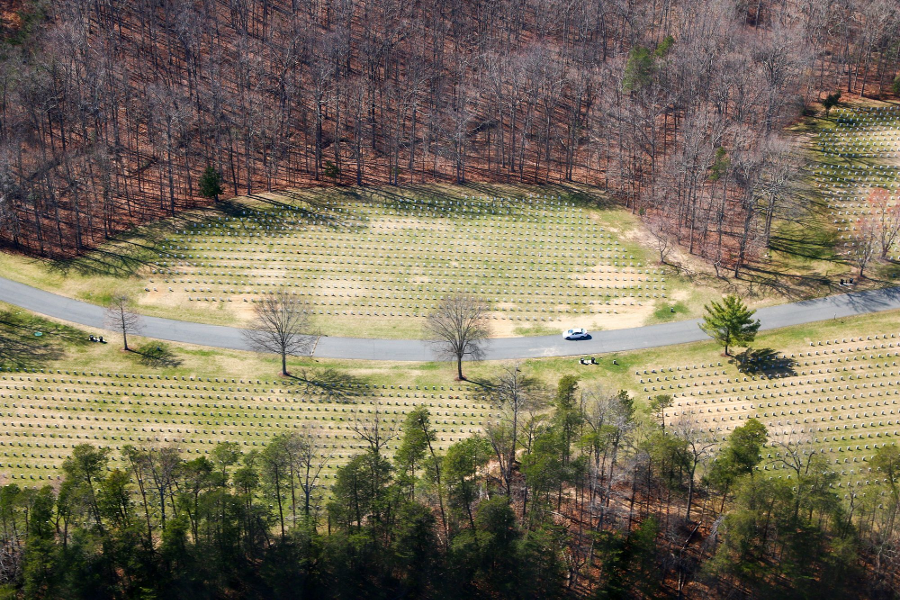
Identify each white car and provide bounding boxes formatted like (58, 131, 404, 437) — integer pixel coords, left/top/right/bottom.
(563, 328, 589, 340)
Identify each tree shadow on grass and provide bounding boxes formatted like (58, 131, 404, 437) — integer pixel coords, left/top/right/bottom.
(43, 219, 177, 279)
(0, 309, 89, 370)
(288, 368, 367, 403)
(131, 342, 183, 368)
(733, 347, 797, 377)
(43, 200, 256, 280)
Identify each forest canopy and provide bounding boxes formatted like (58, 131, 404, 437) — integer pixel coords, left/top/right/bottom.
(0, 0, 896, 274)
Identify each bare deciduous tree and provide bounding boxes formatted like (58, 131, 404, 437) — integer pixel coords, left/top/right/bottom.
(104, 293, 143, 351)
(671, 410, 716, 521)
(484, 363, 545, 497)
(243, 289, 316, 376)
(645, 212, 677, 264)
(425, 293, 491, 381)
(349, 398, 398, 460)
(845, 215, 880, 278)
(283, 425, 333, 522)
(869, 188, 900, 259)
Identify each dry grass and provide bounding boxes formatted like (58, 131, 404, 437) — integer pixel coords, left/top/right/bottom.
(6, 299, 900, 493)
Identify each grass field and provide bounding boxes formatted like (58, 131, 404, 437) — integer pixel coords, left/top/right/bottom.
(3, 301, 900, 496)
(0, 184, 711, 338)
(3, 104, 900, 496)
(713, 101, 900, 305)
(1, 105, 899, 342)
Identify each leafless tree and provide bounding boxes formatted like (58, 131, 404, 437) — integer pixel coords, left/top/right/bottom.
(671, 410, 716, 521)
(104, 293, 143, 351)
(0, 0, 892, 276)
(845, 215, 880, 278)
(283, 425, 333, 522)
(869, 188, 900, 259)
(243, 289, 316, 376)
(645, 212, 677, 264)
(349, 398, 398, 460)
(483, 363, 545, 497)
(579, 384, 635, 528)
(425, 293, 491, 381)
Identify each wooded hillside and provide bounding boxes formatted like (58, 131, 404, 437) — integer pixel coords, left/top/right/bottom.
(0, 0, 897, 266)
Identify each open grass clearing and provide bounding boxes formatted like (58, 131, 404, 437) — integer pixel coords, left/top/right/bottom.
(4, 302, 900, 496)
(1, 184, 717, 337)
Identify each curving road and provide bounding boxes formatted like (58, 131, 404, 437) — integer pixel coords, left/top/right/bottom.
(1, 276, 900, 362)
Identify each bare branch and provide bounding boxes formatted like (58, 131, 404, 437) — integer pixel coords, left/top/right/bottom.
(425, 293, 491, 381)
(103, 293, 143, 351)
(243, 289, 316, 375)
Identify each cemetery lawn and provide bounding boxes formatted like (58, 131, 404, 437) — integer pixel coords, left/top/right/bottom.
(7, 174, 893, 340)
(752, 100, 900, 301)
(4, 300, 900, 496)
(0, 183, 708, 337)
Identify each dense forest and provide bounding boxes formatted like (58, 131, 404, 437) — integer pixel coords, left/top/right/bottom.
(0, 0, 898, 271)
(0, 374, 898, 598)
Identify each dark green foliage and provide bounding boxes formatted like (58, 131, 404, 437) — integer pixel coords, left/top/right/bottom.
(706, 418, 768, 500)
(655, 35, 675, 57)
(324, 161, 342, 180)
(596, 518, 661, 599)
(198, 166, 224, 202)
(822, 91, 842, 116)
(622, 37, 672, 93)
(699, 294, 761, 355)
(649, 393, 673, 429)
(623, 46, 655, 92)
(705, 472, 860, 599)
(871, 444, 900, 497)
(709, 147, 729, 182)
(0, 375, 883, 599)
(2, 2, 48, 46)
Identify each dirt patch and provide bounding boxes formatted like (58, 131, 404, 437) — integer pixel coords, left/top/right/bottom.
(486, 301, 655, 338)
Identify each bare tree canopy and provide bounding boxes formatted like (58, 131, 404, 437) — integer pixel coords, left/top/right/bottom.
(2, 0, 894, 278)
(104, 293, 143, 351)
(484, 363, 546, 497)
(425, 293, 491, 380)
(243, 289, 316, 376)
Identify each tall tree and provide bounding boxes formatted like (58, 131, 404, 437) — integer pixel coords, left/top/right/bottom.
(699, 294, 760, 356)
(425, 293, 491, 381)
(243, 289, 316, 376)
(198, 166, 224, 202)
(104, 293, 143, 351)
(485, 364, 544, 498)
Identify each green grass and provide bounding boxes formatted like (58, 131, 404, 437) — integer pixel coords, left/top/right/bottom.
(513, 323, 560, 336)
(0, 307, 91, 370)
(737, 100, 900, 301)
(650, 301, 689, 323)
(4, 302, 900, 494)
(1, 183, 694, 337)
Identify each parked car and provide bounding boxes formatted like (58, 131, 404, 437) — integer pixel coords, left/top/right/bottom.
(563, 328, 589, 340)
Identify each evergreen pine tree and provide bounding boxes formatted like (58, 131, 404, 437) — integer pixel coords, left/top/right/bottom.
(699, 295, 760, 356)
(199, 166, 224, 202)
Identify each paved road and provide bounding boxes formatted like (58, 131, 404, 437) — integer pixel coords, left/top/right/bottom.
(2, 276, 900, 362)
